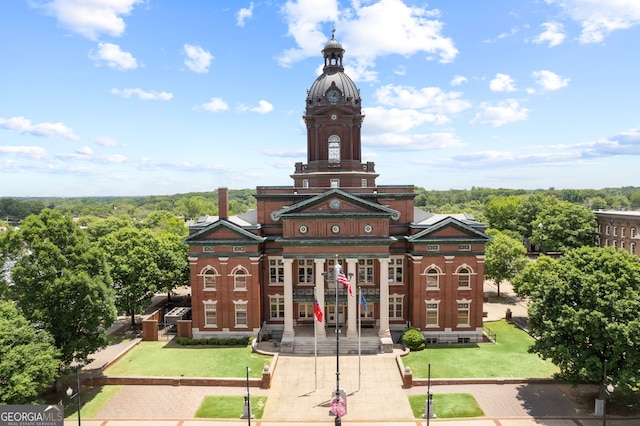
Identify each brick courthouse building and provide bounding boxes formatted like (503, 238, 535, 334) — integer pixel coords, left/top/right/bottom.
(184, 36, 491, 352)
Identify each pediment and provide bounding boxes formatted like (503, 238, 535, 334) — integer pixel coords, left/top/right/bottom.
(408, 217, 490, 243)
(183, 220, 265, 245)
(270, 188, 400, 221)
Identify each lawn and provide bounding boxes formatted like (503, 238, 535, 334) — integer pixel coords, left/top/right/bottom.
(65, 385, 121, 419)
(195, 395, 267, 419)
(403, 320, 558, 378)
(408, 393, 484, 418)
(103, 341, 271, 378)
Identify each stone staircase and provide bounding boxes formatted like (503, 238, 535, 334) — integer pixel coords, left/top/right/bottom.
(292, 335, 381, 355)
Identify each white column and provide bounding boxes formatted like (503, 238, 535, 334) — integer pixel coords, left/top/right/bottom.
(314, 258, 326, 338)
(346, 258, 358, 338)
(283, 258, 295, 338)
(378, 257, 391, 338)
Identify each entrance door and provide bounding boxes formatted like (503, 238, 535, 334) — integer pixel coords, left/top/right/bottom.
(326, 304, 345, 326)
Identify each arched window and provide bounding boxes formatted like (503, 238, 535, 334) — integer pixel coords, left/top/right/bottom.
(328, 135, 340, 163)
(424, 266, 441, 289)
(200, 266, 218, 290)
(231, 267, 248, 290)
(455, 265, 473, 288)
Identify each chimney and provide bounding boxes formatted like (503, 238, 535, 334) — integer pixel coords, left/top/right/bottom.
(218, 187, 229, 220)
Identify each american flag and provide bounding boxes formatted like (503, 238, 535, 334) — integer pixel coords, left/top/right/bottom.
(337, 268, 353, 297)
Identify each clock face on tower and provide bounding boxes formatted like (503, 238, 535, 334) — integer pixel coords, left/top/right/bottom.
(326, 89, 341, 104)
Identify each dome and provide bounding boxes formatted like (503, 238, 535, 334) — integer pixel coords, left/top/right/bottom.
(305, 36, 361, 106)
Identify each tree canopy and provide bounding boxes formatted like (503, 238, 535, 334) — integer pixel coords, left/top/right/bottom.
(523, 247, 640, 390)
(483, 229, 528, 296)
(11, 209, 117, 366)
(0, 300, 61, 404)
(531, 201, 596, 252)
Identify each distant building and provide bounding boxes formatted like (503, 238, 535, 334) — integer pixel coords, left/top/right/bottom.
(595, 210, 640, 256)
(184, 36, 490, 353)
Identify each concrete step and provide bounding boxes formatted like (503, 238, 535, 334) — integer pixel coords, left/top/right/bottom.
(292, 336, 381, 354)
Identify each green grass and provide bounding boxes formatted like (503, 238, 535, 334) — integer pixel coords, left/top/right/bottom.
(195, 395, 267, 418)
(103, 341, 271, 377)
(65, 385, 121, 419)
(403, 320, 558, 378)
(409, 394, 484, 418)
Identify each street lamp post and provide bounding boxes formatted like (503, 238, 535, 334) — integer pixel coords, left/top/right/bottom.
(241, 366, 253, 424)
(538, 222, 545, 254)
(602, 360, 615, 426)
(65, 367, 81, 426)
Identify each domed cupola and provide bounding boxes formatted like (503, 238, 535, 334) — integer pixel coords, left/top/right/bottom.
(306, 31, 361, 108)
(292, 31, 378, 189)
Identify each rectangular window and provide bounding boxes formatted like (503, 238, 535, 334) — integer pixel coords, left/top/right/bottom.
(269, 258, 284, 284)
(358, 259, 374, 284)
(427, 245, 439, 251)
(360, 301, 374, 319)
(457, 303, 470, 326)
(235, 302, 247, 327)
(388, 257, 403, 284)
(459, 244, 471, 251)
(389, 295, 403, 319)
(361, 178, 367, 188)
(330, 179, 339, 188)
(302, 179, 309, 188)
(270, 296, 285, 319)
(614, 226, 618, 236)
(204, 302, 217, 327)
(621, 227, 626, 238)
(297, 259, 314, 284)
(605, 225, 610, 235)
(426, 303, 439, 327)
(298, 303, 314, 319)
(233, 246, 245, 253)
(203, 246, 214, 252)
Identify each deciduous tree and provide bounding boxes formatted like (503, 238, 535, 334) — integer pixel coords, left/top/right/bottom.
(525, 247, 640, 391)
(0, 300, 61, 404)
(11, 210, 117, 366)
(484, 229, 528, 297)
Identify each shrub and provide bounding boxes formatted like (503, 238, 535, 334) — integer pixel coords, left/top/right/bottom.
(402, 328, 426, 351)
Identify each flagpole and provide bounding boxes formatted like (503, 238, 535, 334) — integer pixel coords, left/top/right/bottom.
(358, 287, 362, 391)
(314, 287, 318, 392)
(335, 256, 341, 425)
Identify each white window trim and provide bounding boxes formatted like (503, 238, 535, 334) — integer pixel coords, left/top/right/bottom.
(230, 266, 250, 291)
(269, 294, 285, 320)
(199, 266, 218, 291)
(425, 299, 440, 328)
(234, 300, 248, 328)
(423, 264, 443, 290)
(455, 264, 474, 289)
(388, 256, 404, 285)
(297, 259, 315, 286)
(269, 257, 285, 286)
(203, 300, 217, 328)
(456, 298, 472, 328)
(389, 293, 404, 320)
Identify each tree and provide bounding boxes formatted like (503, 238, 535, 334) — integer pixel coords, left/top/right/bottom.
(484, 229, 528, 297)
(99, 227, 163, 326)
(11, 209, 117, 366)
(484, 196, 523, 233)
(175, 196, 215, 221)
(0, 300, 61, 404)
(524, 247, 640, 391)
(153, 230, 190, 301)
(531, 201, 596, 253)
(515, 193, 559, 238)
(140, 210, 188, 237)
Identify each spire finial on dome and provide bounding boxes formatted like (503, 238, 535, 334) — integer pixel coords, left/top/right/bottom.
(331, 27, 336, 40)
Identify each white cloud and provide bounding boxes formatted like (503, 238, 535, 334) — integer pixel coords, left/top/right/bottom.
(451, 75, 468, 86)
(0, 116, 80, 141)
(533, 22, 566, 47)
(237, 2, 255, 27)
(546, 0, 640, 43)
(111, 88, 173, 100)
(279, 0, 457, 75)
(38, 0, 143, 40)
(363, 132, 465, 151)
(96, 136, 124, 147)
(0, 146, 48, 160)
(240, 100, 274, 114)
(201, 98, 229, 112)
(262, 148, 307, 157)
(374, 84, 471, 115)
(528, 70, 570, 93)
(90, 43, 137, 71)
(183, 44, 213, 73)
(470, 99, 530, 127)
(489, 73, 517, 92)
(363, 106, 444, 133)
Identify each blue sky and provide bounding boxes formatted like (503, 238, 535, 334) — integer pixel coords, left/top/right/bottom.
(1, 0, 639, 197)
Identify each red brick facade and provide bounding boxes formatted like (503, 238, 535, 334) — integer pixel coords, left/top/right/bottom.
(183, 37, 490, 349)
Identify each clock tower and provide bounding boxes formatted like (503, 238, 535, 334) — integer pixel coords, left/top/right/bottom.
(291, 33, 378, 189)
